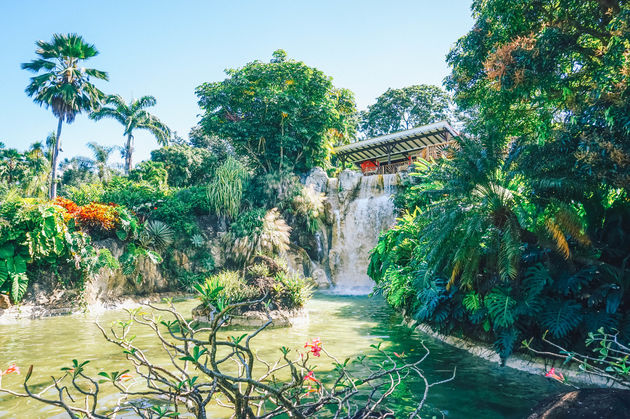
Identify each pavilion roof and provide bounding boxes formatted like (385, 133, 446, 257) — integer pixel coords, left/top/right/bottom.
(334, 121, 458, 164)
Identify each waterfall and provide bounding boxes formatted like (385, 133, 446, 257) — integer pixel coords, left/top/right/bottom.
(328, 174, 397, 295)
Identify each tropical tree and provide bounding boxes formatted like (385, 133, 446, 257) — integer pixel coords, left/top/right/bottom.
(196, 50, 358, 173)
(86, 141, 116, 182)
(21, 33, 108, 199)
(360, 85, 454, 137)
(445, 0, 630, 189)
(89, 94, 171, 173)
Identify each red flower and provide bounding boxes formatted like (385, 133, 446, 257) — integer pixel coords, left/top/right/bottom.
(118, 373, 132, 382)
(153, 207, 157, 210)
(544, 367, 565, 383)
(304, 370, 319, 383)
(304, 338, 322, 357)
(1, 364, 19, 376)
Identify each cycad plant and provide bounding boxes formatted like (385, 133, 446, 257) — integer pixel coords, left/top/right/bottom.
(90, 95, 170, 173)
(369, 135, 601, 359)
(21, 33, 108, 198)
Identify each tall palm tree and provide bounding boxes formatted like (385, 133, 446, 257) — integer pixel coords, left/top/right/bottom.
(86, 141, 116, 182)
(89, 95, 170, 173)
(21, 33, 108, 198)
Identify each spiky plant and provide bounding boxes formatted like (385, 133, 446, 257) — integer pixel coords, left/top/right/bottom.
(207, 157, 249, 219)
(226, 208, 291, 266)
(143, 220, 174, 249)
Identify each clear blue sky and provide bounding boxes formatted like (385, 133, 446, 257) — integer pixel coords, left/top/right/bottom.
(0, 1, 474, 166)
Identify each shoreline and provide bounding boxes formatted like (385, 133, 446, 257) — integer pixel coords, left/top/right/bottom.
(0, 291, 193, 324)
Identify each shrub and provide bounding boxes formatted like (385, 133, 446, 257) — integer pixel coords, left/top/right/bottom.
(206, 156, 249, 219)
(195, 270, 257, 309)
(225, 208, 291, 266)
(62, 182, 104, 206)
(0, 198, 114, 302)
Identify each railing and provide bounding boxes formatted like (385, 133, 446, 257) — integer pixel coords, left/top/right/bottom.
(361, 141, 458, 176)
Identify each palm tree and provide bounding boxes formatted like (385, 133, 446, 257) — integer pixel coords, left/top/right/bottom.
(89, 95, 170, 173)
(21, 33, 108, 199)
(86, 141, 116, 182)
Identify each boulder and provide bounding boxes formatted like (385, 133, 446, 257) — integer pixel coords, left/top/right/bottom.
(303, 167, 329, 194)
(0, 294, 11, 309)
(528, 389, 630, 419)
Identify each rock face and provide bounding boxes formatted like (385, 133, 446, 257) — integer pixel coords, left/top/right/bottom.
(84, 238, 175, 305)
(528, 389, 630, 419)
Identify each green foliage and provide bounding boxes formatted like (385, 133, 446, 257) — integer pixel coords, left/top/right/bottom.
(370, 134, 630, 360)
(196, 50, 357, 173)
(274, 270, 313, 308)
(62, 182, 104, 206)
(206, 157, 249, 219)
(141, 220, 174, 249)
(195, 271, 257, 309)
(445, 0, 630, 189)
(360, 84, 454, 137)
(0, 143, 50, 199)
(0, 198, 108, 302)
(225, 208, 291, 266)
(150, 145, 219, 187)
(129, 161, 169, 188)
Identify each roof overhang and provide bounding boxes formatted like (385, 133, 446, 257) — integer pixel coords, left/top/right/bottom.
(334, 121, 458, 164)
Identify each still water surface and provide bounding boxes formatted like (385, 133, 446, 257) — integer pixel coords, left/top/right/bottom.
(0, 294, 562, 418)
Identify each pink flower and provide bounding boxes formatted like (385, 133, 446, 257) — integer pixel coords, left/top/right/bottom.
(544, 367, 565, 383)
(304, 338, 322, 357)
(1, 364, 19, 376)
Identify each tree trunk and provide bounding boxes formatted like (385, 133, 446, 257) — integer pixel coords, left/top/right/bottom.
(49, 118, 63, 199)
(125, 133, 133, 174)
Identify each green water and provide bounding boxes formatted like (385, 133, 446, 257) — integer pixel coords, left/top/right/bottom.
(0, 294, 562, 418)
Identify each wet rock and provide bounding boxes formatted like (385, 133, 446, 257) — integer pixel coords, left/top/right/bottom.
(303, 167, 329, 194)
(337, 169, 362, 204)
(0, 294, 11, 309)
(528, 389, 630, 419)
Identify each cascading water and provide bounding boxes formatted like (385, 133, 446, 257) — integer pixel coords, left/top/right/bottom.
(328, 174, 397, 294)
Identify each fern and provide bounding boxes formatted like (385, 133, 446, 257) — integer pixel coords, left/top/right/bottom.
(545, 218, 570, 259)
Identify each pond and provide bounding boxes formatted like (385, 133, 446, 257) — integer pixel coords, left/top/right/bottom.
(0, 294, 563, 418)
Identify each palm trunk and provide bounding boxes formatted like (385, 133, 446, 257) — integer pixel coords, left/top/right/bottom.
(125, 134, 133, 174)
(49, 118, 63, 199)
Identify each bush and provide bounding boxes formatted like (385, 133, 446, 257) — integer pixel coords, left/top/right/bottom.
(0, 198, 115, 302)
(61, 183, 104, 206)
(225, 208, 291, 266)
(195, 270, 258, 309)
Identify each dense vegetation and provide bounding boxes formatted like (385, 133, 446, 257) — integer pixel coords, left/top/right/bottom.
(369, 0, 630, 359)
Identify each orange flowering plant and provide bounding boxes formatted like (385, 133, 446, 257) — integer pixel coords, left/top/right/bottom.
(54, 197, 120, 233)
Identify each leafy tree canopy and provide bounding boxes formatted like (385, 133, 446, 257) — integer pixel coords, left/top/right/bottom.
(445, 0, 630, 188)
(150, 144, 219, 187)
(196, 50, 358, 173)
(360, 84, 454, 137)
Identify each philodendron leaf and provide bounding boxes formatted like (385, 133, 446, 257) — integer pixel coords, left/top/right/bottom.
(10, 272, 29, 302)
(0, 260, 8, 287)
(0, 243, 15, 259)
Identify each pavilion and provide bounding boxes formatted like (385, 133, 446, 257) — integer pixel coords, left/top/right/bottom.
(333, 121, 458, 175)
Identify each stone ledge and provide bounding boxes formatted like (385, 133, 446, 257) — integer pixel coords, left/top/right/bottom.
(193, 305, 308, 328)
(411, 321, 620, 388)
